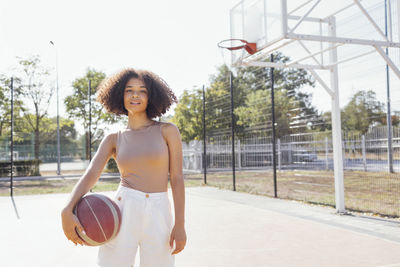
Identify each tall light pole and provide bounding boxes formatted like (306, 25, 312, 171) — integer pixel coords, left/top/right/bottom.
(50, 40, 61, 175)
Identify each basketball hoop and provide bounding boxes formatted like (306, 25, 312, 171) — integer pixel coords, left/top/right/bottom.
(217, 39, 257, 55)
(218, 39, 257, 68)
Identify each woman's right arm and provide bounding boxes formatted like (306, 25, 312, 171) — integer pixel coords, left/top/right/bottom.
(61, 132, 116, 245)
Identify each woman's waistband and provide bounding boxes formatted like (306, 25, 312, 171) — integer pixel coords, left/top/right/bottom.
(117, 183, 169, 200)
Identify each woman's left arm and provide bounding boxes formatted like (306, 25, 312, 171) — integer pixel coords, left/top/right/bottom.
(163, 122, 187, 255)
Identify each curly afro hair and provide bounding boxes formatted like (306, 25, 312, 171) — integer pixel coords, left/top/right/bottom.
(96, 68, 178, 118)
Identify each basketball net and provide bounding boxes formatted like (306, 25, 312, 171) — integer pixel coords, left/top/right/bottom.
(218, 39, 257, 72)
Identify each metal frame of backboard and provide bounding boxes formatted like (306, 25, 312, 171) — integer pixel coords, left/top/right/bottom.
(229, 0, 400, 213)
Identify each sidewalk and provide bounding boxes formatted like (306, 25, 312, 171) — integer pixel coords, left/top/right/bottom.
(1, 186, 399, 267)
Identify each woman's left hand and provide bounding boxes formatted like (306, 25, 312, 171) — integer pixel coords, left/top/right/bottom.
(169, 224, 187, 255)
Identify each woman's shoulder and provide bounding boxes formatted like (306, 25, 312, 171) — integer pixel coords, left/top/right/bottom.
(159, 121, 181, 140)
(106, 129, 120, 138)
(159, 121, 179, 131)
(101, 130, 119, 147)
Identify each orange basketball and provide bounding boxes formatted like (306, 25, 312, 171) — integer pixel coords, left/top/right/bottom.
(73, 193, 122, 246)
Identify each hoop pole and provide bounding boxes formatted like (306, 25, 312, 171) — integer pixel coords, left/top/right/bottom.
(328, 16, 345, 213)
(230, 71, 236, 192)
(319, 20, 324, 65)
(384, 0, 394, 173)
(281, 0, 288, 37)
(270, 54, 277, 198)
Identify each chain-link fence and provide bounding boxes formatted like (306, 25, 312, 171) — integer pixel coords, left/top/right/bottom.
(184, 128, 400, 172)
(183, 127, 400, 216)
(181, 51, 400, 217)
(0, 131, 98, 177)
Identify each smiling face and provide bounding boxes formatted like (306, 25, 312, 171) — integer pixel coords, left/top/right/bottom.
(123, 78, 149, 115)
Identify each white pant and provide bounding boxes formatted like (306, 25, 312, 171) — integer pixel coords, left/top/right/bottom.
(97, 185, 175, 267)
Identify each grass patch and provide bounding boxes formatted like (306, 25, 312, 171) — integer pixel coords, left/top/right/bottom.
(0, 176, 205, 197)
(1, 170, 399, 219)
(189, 170, 400, 218)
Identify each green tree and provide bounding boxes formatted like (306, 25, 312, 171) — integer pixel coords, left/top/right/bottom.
(392, 111, 400, 127)
(13, 55, 54, 174)
(39, 116, 79, 161)
(14, 114, 79, 162)
(233, 54, 319, 137)
(321, 111, 332, 131)
(170, 80, 231, 143)
(0, 75, 25, 137)
(65, 68, 121, 160)
(172, 53, 319, 142)
(170, 89, 202, 143)
(341, 90, 385, 134)
(235, 88, 300, 138)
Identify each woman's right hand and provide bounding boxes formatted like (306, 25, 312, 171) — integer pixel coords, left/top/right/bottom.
(61, 208, 86, 246)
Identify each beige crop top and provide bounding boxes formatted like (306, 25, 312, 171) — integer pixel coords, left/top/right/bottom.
(115, 121, 169, 191)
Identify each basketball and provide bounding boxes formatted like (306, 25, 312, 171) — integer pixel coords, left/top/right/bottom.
(73, 193, 122, 246)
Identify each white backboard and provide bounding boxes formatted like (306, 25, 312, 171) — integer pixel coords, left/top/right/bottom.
(229, 0, 400, 67)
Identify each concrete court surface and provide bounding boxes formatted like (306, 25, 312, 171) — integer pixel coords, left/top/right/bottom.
(1, 186, 400, 267)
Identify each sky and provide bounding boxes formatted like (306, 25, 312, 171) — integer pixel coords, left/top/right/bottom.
(0, 0, 237, 133)
(1, 0, 399, 135)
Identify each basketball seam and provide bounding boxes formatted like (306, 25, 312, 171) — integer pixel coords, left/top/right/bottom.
(78, 230, 103, 246)
(84, 198, 108, 242)
(75, 202, 103, 246)
(95, 194, 120, 240)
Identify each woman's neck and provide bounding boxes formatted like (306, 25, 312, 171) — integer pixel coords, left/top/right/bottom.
(126, 113, 154, 130)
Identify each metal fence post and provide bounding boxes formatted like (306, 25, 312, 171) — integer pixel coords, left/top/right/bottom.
(278, 138, 281, 170)
(238, 139, 241, 170)
(362, 134, 367, 172)
(5, 136, 9, 156)
(31, 133, 34, 159)
(198, 141, 202, 170)
(325, 137, 329, 170)
(202, 85, 207, 183)
(211, 151, 213, 169)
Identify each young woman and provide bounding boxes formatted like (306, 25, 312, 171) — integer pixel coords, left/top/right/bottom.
(61, 68, 186, 267)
